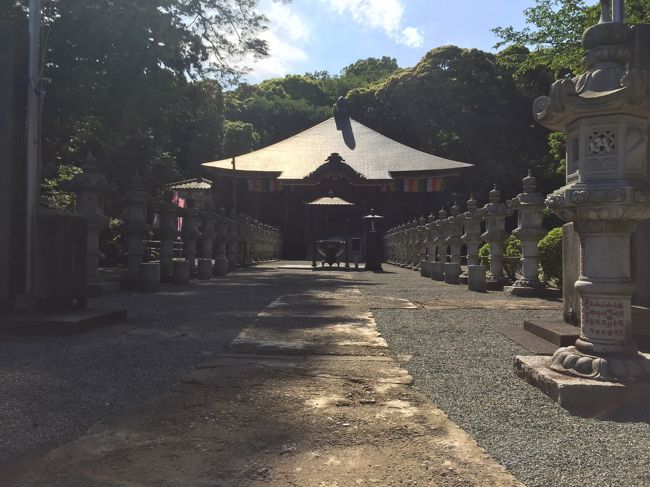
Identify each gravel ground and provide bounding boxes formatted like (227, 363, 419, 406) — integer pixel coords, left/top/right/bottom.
(0, 266, 316, 464)
(2, 262, 648, 487)
(359, 264, 650, 487)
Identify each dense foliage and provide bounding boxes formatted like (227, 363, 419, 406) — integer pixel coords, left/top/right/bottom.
(2, 0, 268, 209)
(538, 227, 564, 285)
(345, 46, 559, 199)
(478, 234, 523, 280)
(223, 57, 401, 148)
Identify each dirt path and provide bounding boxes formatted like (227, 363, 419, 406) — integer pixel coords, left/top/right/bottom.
(6, 270, 523, 486)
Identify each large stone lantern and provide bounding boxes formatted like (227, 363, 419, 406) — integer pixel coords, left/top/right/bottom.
(444, 201, 463, 284)
(213, 207, 229, 276)
(506, 172, 546, 296)
(63, 152, 112, 294)
(123, 171, 148, 287)
(157, 191, 178, 282)
(480, 185, 511, 290)
(530, 5, 650, 382)
(431, 208, 448, 281)
(460, 195, 483, 285)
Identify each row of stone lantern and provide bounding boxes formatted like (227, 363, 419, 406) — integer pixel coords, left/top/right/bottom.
(384, 172, 547, 294)
(64, 161, 282, 294)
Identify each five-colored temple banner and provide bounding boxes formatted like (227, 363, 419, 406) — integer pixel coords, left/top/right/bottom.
(387, 177, 447, 192)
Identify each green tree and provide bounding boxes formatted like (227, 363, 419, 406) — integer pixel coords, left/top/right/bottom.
(1, 0, 269, 209)
(346, 46, 556, 199)
(223, 59, 402, 148)
(340, 56, 401, 85)
(222, 120, 260, 157)
(493, 0, 650, 80)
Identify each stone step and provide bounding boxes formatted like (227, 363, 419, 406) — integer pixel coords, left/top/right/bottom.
(494, 325, 557, 355)
(1, 308, 127, 334)
(523, 320, 580, 347)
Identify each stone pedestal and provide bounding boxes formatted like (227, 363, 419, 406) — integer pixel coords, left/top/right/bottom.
(214, 249, 228, 276)
(431, 262, 445, 281)
(197, 258, 212, 280)
(32, 212, 87, 311)
(515, 355, 650, 414)
(173, 260, 190, 285)
(467, 265, 487, 293)
(444, 263, 460, 285)
(420, 260, 431, 277)
(562, 222, 581, 324)
(138, 262, 160, 292)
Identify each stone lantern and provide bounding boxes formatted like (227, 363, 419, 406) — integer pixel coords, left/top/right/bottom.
(157, 190, 178, 282)
(480, 185, 511, 290)
(421, 212, 436, 277)
(528, 7, 650, 383)
(181, 198, 201, 274)
(431, 208, 447, 281)
(213, 207, 229, 276)
(460, 195, 483, 286)
(506, 171, 546, 296)
(398, 224, 408, 267)
(197, 202, 216, 279)
(444, 201, 463, 284)
(123, 171, 148, 287)
(63, 152, 113, 294)
(406, 219, 417, 269)
(226, 211, 239, 270)
(415, 216, 427, 272)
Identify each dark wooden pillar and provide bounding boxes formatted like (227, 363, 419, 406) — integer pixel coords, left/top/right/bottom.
(0, 21, 28, 312)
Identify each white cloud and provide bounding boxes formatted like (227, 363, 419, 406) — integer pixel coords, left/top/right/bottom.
(246, 0, 311, 81)
(322, 0, 423, 47)
(400, 26, 424, 48)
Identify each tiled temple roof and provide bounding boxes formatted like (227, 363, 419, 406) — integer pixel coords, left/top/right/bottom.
(203, 115, 472, 180)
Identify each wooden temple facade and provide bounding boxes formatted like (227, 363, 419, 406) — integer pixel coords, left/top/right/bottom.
(203, 101, 473, 259)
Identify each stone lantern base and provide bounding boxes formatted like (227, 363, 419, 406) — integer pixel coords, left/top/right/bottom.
(515, 355, 650, 414)
(504, 280, 548, 297)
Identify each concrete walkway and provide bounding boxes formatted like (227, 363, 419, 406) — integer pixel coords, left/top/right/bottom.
(3, 264, 521, 486)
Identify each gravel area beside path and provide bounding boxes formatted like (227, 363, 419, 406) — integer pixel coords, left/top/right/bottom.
(358, 265, 650, 487)
(0, 266, 309, 464)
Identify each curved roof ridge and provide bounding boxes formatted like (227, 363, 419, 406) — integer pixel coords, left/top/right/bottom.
(203, 116, 472, 180)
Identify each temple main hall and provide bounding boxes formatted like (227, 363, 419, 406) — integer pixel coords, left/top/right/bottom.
(203, 101, 472, 259)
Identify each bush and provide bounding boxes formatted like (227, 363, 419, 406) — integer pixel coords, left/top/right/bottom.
(503, 234, 522, 280)
(478, 242, 490, 266)
(538, 226, 563, 286)
(478, 236, 521, 279)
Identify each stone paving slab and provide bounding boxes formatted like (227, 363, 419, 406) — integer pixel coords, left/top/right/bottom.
(232, 288, 390, 356)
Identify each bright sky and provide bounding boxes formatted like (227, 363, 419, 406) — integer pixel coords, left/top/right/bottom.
(244, 0, 536, 83)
